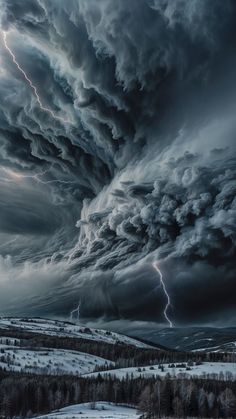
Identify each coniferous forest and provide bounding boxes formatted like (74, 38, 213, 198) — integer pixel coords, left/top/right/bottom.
(0, 321, 236, 418)
(0, 370, 236, 418)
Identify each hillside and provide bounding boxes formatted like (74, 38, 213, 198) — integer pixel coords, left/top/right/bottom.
(0, 317, 164, 375)
(0, 318, 235, 418)
(0, 317, 152, 349)
(0, 318, 235, 379)
(0, 345, 112, 376)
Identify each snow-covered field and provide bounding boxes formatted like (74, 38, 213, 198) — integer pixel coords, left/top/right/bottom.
(1, 317, 235, 383)
(0, 317, 151, 349)
(36, 402, 139, 418)
(85, 362, 236, 381)
(0, 344, 112, 375)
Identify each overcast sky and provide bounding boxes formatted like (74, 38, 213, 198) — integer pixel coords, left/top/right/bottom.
(0, 0, 235, 330)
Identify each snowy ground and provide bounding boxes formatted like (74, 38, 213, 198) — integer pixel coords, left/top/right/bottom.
(36, 402, 139, 418)
(0, 317, 151, 349)
(85, 362, 236, 381)
(0, 344, 112, 375)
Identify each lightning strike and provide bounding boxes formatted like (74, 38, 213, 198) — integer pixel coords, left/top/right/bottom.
(0, 166, 75, 187)
(1, 167, 49, 182)
(70, 300, 81, 323)
(0, 237, 18, 249)
(152, 261, 173, 328)
(2, 31, 72, 125)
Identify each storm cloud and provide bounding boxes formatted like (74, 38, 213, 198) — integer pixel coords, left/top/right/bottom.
(0, 0, 235, 327)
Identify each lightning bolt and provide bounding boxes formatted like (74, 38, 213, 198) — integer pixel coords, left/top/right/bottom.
(1, 167, 50, 182)
(0, 166, 75, 187)
(70, 300, 81, 323)
(152, 261, 173, 328)
(2, 31, 72, 125)
(0, 237, 18, 249)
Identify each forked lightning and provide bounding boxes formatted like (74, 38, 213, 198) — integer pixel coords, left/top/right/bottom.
(2, 31, 72, 124)
(152, 261, 173, 328)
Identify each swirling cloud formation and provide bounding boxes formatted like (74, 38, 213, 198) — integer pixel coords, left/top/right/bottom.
(0, 0, 235, 327)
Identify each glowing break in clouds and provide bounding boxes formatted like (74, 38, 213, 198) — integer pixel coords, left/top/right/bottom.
(2, 31, 72, 125)
(152, 262, 173, 328)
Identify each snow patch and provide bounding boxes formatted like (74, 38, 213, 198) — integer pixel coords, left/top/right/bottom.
(36, 402, 139, 418)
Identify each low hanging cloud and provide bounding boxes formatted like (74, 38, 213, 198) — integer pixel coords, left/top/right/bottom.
(0, 0, 235, 327)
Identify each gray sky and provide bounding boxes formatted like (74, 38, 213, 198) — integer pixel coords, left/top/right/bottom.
(0, 0, 235, 329)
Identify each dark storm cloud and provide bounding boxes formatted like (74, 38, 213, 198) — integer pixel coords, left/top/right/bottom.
(0, 0, 235, 326)
(0, 181, 60, 234)
(168, 259, 236, 324)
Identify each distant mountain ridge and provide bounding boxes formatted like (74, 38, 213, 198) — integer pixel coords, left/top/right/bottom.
(129, 326, 236, 352)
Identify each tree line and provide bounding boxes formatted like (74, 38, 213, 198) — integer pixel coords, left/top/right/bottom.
(0, 369, 235, 418)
